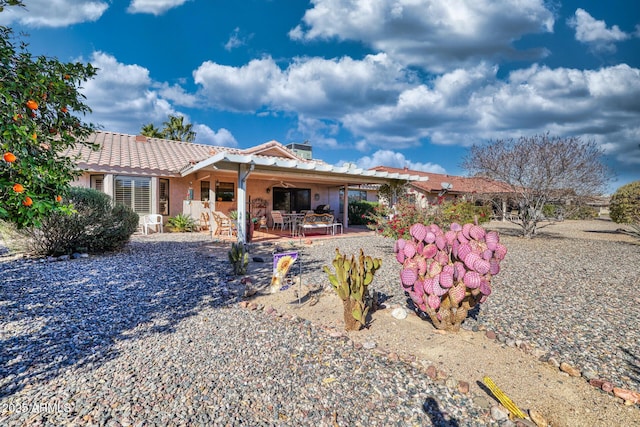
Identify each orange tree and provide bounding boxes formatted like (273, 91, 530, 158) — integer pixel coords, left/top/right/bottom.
(0, 1, 98, 228)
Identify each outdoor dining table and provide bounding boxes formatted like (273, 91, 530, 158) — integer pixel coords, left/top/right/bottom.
(282, 213, 306, 236)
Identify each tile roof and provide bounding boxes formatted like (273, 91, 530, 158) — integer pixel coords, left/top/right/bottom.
(369, 166, 512, 194)
(67, 131, 309, 176)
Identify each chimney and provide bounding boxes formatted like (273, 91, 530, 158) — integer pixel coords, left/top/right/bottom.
(135, 135, 148, 143)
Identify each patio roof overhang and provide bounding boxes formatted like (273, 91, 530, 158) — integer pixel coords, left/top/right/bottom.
(180, 152, 429, 185)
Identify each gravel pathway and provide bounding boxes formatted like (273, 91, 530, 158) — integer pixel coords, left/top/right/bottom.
(1, 233, 492, 426)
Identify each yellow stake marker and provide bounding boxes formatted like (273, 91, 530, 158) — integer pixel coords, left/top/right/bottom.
(483, 376, 527, 419)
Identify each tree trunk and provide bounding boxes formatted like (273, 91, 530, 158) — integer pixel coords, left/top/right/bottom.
(343, 299, 360, 331)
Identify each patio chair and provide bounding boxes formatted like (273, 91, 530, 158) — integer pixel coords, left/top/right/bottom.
(142, 214, 163, 235)
(212, 211, 233, 236)
(271, 210, 290, 231)
(199, 212, 210, 231)
(258, 216, 268, 231)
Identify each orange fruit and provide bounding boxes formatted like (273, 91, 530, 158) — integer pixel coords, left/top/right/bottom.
(64, 74, 70, 80)
(31, 133, 37, 141)
(13, 113, 22, 121)
(26, 100, 38, 110)
(13, 183, 24, 193)
(56, 195, 63, 202)
(23, 197, 33, 207)
(61, 106, 68, 113)
(3, 152, 16, 163)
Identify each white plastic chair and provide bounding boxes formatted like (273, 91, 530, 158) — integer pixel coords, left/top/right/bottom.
(142, 214, 163, 235)
(271, 211, 288, 230)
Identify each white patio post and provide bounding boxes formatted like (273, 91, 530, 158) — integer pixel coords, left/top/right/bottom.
(342, 184, 349, 228)
(236, 163, 254, 243)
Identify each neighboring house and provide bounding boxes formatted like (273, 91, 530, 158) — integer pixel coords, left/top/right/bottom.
(369, 166, 513, 217)
(68, 131, 426, 241)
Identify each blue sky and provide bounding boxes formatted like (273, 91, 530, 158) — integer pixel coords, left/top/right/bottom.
(2, 0, 639, 192)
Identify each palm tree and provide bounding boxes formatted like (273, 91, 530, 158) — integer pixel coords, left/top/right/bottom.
(140, 123, 163, 138)
(162, 115, 196, 142)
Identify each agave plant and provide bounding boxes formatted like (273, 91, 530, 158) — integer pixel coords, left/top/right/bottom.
(395, 222, 506, 332)
(166, 213, 197, 232)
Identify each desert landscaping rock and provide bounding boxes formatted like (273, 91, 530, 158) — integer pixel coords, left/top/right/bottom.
(1, 219, 640, 426)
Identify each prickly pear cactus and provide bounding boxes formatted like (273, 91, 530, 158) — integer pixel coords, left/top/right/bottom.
(395, 222, 506, 332)
(323, 248, 382, 331)
(228, 242, 249, 275)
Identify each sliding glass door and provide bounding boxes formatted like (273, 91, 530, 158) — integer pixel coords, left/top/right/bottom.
(272, 187, 310, 212)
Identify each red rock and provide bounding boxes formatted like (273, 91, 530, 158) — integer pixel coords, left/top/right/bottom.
(589, 379, 606, 388)
(601, 381, 614, 393)
(426, 365, 437, 380)
(248, 302, 258, 310)
(458, 381, 470, 394)
(238, 301, 249, 308)
(559, 362, 581, 377)
(485, 330, 497, 340)
(613, 387, 640, 404)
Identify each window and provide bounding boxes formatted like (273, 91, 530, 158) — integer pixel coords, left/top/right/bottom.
(339, 189, 367, 213)
(216, 181, 234, 202)
(200, 181, 210, 201)
(159, 179, 169, 216)
(115, 176, 151, 214)
(272, 187, 310, 212)
(90, 174, 104, 192)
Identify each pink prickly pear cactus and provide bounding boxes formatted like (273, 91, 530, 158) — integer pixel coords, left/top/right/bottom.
(393, 219, 507, 332)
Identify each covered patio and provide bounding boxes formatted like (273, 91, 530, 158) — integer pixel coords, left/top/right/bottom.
(180, 144, 427, 243)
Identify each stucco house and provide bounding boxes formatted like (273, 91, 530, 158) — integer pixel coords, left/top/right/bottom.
(69, 131, 426, 241)
(369, 166, 514, 217)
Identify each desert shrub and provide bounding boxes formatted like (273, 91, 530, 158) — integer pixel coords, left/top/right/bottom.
(565, 204, 598, 220)
(166, 213, 197, 232)
(609, 181, 640, 224)
(367, 198, 491, 240)
(22, 187, 138, 256)
(439, 201, 492, 226)
(348, 200, 378, 225)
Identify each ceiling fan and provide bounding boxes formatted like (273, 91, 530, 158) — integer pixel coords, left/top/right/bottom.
(278, 180, 296, 188)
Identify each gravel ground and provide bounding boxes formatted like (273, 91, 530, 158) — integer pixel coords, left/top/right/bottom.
(1, 220, 638, 426)
(297, 220, 640, 394)
(1, 233, 492, 426)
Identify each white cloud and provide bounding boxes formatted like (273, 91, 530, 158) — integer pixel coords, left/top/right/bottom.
(193, 53, 411, 116)
(291, 0, 554, 72)
(0, 0, 108, 27)
(81, 52, 177, 133)
(568, 9, 630, 53)
(354, 150, 446, 174)
(155, 83, 198, 108)
(194, 125, 238, 147)
(127, 0, 189, 16)
(337, 63, 640, 177)
(193, 57, 285, 112)
(192, 47, 640, 172)
(224, 27, 252, 51)
(288, 116, 340, 149)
